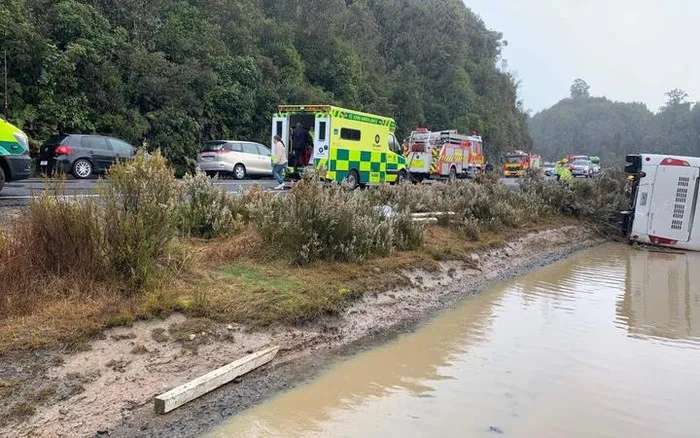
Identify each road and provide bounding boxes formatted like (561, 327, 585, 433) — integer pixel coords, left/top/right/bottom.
(0, 178, 279, 206)
(0, 176, 522, 208)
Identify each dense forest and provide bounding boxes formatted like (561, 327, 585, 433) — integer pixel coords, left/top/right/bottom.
(1, 0, 531, 174)
(529, 79, 700, 165)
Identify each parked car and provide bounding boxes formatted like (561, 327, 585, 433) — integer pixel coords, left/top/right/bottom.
(542, 162, 556, 177)
(196, 141, 272, 179)
(570, 159, 594, 178)
(0, 118, 32, 192)
(37, 134, 136, 179)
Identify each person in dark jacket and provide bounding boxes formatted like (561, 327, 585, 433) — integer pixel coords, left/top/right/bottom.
(292, 123, 312, 166)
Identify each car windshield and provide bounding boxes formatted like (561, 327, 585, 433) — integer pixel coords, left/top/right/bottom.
(572, 160, 590, 166)
(505, 155, 523, 163)
(201, 142, 226, 152)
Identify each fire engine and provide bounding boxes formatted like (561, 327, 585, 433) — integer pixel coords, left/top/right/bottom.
(503, 151, 541, 178)
(404, 128, 485, 182)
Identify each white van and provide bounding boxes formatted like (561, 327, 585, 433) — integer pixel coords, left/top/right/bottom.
(621, 154, 700, 251)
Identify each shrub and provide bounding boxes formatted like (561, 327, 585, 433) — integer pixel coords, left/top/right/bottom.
(248, 176, 423, 264)
(102, 151, 183, 292)
(181, 170, 240, 239)
(0, 195, 107, 315)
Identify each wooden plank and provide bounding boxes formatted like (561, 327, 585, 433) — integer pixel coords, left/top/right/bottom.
(154, 346, 279, 414)
(410, 211, 455, 218)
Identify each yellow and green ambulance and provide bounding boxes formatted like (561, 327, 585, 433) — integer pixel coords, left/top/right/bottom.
(271, 105, 407, 188)
(0, 118, 32, 192)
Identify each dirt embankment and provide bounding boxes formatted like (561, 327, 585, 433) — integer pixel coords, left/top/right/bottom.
(1, 225, 601, 437)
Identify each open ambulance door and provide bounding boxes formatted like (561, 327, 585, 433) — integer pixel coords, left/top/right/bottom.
(312, 114, 330, 171)
(271, 113, 289, 159)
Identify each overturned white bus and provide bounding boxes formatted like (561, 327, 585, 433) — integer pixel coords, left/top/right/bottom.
(621, 154, 700, 251)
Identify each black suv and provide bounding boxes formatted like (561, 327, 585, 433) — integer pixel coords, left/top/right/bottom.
(37, 134, 136, 178)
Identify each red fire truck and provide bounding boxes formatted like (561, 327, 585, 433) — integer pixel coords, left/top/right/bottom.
(404, 128, 485, 181)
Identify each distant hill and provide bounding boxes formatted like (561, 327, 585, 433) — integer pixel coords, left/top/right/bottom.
(529, 81, 700, 165)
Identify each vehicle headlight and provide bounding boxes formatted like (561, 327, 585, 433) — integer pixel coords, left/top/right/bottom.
(13, 132, 29, 150)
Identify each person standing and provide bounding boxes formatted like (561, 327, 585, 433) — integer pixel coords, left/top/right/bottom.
(556, 159, 573, 185)
(271, 135, 287, 190)
(292, 123, 311, 166)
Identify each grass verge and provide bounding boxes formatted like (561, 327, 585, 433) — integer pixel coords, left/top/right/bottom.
(0, 160, 624, 356)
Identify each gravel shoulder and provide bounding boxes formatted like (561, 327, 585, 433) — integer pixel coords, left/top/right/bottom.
(1, 225, 602, 437)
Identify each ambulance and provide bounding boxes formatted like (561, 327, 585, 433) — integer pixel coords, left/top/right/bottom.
(621, 154, 700, 251)
(404, 128, 484, 182)
(0, 118, 32, 193)
(271, 105, 407, 189)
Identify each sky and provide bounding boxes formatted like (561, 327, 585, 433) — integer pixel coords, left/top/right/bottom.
(465, 0, 699, 114)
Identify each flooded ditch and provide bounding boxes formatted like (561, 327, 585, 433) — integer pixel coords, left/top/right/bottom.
(206, 244, 700, 438)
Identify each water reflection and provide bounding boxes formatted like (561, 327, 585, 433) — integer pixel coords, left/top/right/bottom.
(619, 249, 700, 341)
(206, 245, 700, 438)
(206, 284, 508, 437)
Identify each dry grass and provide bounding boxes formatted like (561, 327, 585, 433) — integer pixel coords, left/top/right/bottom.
(0, 217, 574, 356)
(0, 162, 617, 356)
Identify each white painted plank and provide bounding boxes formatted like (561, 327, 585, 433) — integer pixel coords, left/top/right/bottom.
(154, 346, 279, 414)
(410, 211, 455, 217)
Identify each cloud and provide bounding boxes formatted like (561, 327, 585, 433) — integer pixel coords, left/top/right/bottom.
(465, 0, 700, 112)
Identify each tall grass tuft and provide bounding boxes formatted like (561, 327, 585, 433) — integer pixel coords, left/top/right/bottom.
(103, 151, 184, 292)
(248, 176, 423, 264)
(180, 169, 240, 239)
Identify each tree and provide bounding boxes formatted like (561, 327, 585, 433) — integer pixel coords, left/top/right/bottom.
(2, 0, 530, 169)
(665, 88, 689, 106)
(530, 89, 700, 163)
(570, 78, 591, 99)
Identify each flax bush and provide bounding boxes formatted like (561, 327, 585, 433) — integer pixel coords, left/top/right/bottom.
(181, 169, 240, 239)
(248, 176, 423, 264)
(103, 151, 184, 292)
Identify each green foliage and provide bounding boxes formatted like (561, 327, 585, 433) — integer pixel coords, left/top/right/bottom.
(570, 78, 591, 99)
(2, 0, 529, 164)
(531, 82, 700, 164)
(247, 176, 423, 264)
(103, 151, 183, 292)
(181, 169, 241, 239)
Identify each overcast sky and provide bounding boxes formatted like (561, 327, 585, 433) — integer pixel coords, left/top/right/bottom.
(466, 0, 699, 114)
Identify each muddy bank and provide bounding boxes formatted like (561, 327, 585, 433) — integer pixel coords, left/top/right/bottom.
(1, 225, 601, 437)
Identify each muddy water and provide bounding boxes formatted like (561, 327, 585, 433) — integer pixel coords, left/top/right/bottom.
(207, 245, 700, 437)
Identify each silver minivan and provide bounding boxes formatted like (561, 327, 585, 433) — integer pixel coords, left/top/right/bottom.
(196, 140, 272, 179)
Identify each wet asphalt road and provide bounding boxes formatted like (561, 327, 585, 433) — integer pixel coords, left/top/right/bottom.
(0, 177, 520, 208)
(0, 177, 280, 207)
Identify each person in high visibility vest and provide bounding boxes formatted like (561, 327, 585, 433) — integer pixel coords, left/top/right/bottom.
(555, 159, 573, 185)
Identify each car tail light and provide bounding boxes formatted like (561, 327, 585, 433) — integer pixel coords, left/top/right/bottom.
(215, 149, 230, 154)
(55, 145, 72, 155)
